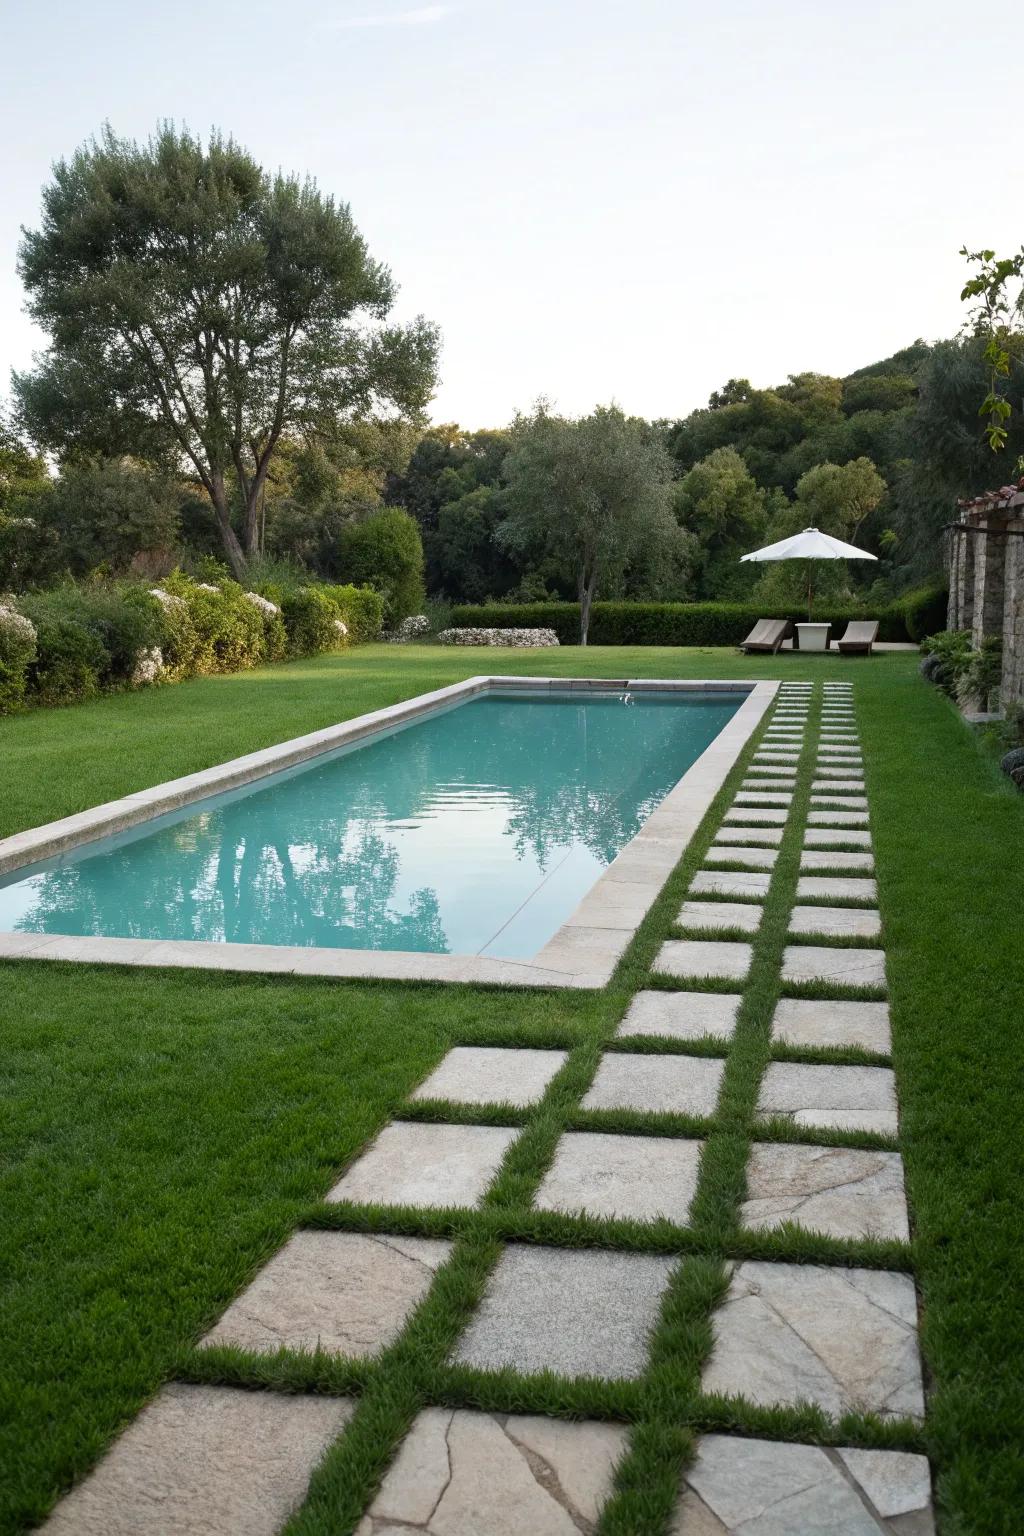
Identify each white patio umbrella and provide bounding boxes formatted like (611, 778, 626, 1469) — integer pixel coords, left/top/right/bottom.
(740, 526, 878, 620)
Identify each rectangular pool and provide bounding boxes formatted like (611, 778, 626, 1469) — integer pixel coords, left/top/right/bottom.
(0, 686, 745, 962)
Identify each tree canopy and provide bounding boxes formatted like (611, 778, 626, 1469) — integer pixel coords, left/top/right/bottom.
(14, 125, 439, 577)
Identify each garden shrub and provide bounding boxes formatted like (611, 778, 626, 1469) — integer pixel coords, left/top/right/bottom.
(163, 573, 265, 674)
(242, 590, 287, 662)
(320, 583, 385, 644)
(335, 508, 425, 623)
(0, 601, 37, 714)
(23, 614, 109, 706)
(450, 599, 917, 646)
(920, 630, 974, 695)
(280, 586, 342, 657)
(894, 584, 949, 643)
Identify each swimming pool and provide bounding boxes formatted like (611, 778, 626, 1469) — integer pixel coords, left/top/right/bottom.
(0, 676, 773, 986)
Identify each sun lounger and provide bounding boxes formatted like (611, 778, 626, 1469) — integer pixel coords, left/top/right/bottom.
(740, 618, 792, 654)
(837, 620, 878, 655)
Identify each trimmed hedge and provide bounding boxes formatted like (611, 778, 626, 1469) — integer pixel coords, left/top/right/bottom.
(320, 584, 385, 645)
(449, 591, 948, 646)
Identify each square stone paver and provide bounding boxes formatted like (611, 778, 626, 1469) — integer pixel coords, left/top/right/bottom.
(535, 1130, 703, 1223)
(670, 1435, 933, 1535)
(583, 1053, 725, 1117)
(618, 989, 741, 1042)
(741, 1142, 909, 1241)
(782, 944, 887, 989)
(327, 1122, 518, 1210)
(452, 1245, 674, 1380)
(772, 997, 891, 1052)
(412, 1047, 567, 1107)
(701, 1260, 924, 1420)
(202, 1232, 451, 1356)
(742, 776, 795, 789)
(810, 794, 868, 809)
(800, 850, 875, 872)
(714, 826, 784, 845)
(815, 766, 863, 779)
(40, 1385, 354, 1536)
(655, 939, 752, 981)
(690, 870, 772, 899)
(678, 900, 762, 934)
(789, 905, 881, 939)
(723, 807, 788, 825)
(811, 778, 865, 793)
(795, 875, 877, 900)
(756, 1061, 897, 1134)
(804, 828, 872, 847)
(355, 1408, 627, 1536)
(706, 846, 778, 869)
(747, 763, 796, 777)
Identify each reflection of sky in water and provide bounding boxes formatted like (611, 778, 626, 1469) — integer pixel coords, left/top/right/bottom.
(0, 690, 742, 958)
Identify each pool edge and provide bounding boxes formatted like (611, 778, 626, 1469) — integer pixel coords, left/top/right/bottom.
(0, 676, 777, 989)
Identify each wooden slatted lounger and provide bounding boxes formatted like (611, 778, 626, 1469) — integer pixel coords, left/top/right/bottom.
(740, 618, 792, 654)
(837, 620, 879, 655)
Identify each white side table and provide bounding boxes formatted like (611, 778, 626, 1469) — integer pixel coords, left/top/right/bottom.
(796, 622, 831, 652)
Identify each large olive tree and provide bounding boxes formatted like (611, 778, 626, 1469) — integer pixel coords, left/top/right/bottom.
(15, 125, 439, 577)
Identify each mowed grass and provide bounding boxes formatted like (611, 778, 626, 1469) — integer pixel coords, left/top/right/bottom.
(1, 644, 1023, 1534)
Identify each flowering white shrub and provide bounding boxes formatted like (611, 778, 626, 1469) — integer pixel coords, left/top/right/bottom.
(130, 647, 165, 686)
(438, 627, 559, 648)
(148, 587, 187, 612)
(243, 591, 281, 617)
(389, 614, 431, 643)
(195, 582, 220, 593)
(0, 601, 37, 647)
(333, 618, 349, 638)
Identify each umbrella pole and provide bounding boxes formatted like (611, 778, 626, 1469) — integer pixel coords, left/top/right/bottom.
(807, 559, 813, 622)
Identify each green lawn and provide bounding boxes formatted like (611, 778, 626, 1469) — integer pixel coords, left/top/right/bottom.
(1, 644, 1022, 1534)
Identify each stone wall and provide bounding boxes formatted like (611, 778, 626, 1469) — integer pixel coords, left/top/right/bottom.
(946, 495, 1024, 709)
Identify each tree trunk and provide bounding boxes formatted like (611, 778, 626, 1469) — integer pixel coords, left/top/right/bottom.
(578, 568, 597, 646)
(209, 476, 248, 580)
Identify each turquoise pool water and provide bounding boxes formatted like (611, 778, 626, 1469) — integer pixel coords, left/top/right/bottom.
(0, 688, 743, 959)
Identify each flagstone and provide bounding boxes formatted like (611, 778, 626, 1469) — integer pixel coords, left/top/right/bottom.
(355, 1407, 627, 1536)
(804, 828, 872, 847)
(411, 1047, 567, 1107)
(701, 1260, 924, 1420)
(800, 850, 875, 872)
(771, 997, 891, 1052)
(677, 900, 763, 934)
(781, 943, 886, 989)
(202, 1231, 452, 1357)
(756, 1061, 897, 1133)
(39, 1385, 354, 1536)
(452, 1245, 674, 1380)
(810, 794, 868, 809)
(814, 765, 863, 779)
(690, 870, 772, 899)
(747, 763, 797, 776)
(655, 938, 753, 980)
(789, 905, 881, 939)
(723, 807, 788, 825)
(734, 790, 793, 805)
(669, 1435, 933, 1535)
(706, 846, 778, 869)
(327, 1122, 518, 1210)
(796, 874, 877, 900)
(618, 988, 741, 1041)
(808, 809, 870, 826)
(582, 1052, 725, 1117)
(811, 778, 865, 792)
(535, 1130, 703, 1224)
(714, 826, 784, 845)
(741, 1142, 909, 1241)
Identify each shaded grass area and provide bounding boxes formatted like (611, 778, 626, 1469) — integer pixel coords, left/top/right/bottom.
(0, 647, 1022, 1532)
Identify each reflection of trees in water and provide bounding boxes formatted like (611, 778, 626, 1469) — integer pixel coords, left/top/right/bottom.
(18, 825, 447, 952)
(14, 695, 727, 950)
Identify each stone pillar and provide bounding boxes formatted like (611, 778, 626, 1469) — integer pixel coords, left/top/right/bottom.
(972, 517, 1007, 647)
(948, 523, 975, 631)
(1001, 516, 1024, 709)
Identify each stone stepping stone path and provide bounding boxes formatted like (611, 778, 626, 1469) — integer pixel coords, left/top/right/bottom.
(43, 680, 934, 1534)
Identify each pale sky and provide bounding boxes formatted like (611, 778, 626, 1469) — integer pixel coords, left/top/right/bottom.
(0, 0, 1019, 430)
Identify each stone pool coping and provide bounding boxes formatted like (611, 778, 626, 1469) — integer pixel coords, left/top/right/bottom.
(0, 676, 776, 988)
